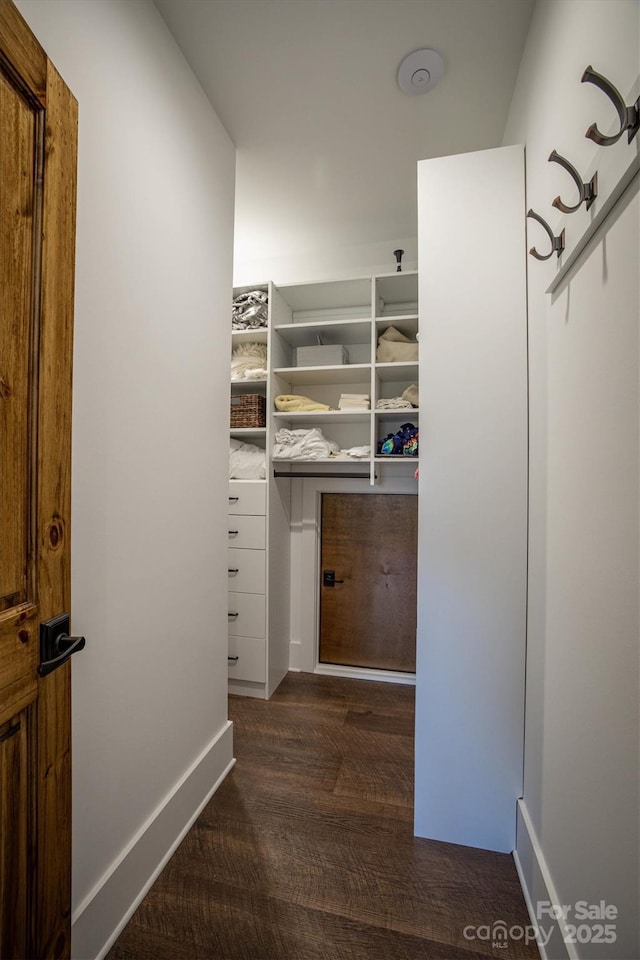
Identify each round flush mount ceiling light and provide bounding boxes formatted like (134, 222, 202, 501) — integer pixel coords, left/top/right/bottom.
(397, 48, 444, 95)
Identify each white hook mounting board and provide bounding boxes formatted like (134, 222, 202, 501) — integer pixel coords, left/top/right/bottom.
(546, 72, 640, 297)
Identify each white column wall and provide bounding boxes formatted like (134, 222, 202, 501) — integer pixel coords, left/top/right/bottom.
(15, 3, 235, 957)
(503, 2, 639, 957)
(415, 144, 528, 854)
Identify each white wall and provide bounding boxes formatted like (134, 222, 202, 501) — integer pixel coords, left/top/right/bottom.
(233, 237, 417, 287)
(503, 2, 639, 958)
(15, 3, 236, 957)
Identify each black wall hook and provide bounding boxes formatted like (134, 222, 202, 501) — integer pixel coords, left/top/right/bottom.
(581, 65, 640, 146)
(548, 150, 598, 213)
(527, 209, 565, 261)
(393, 249, 404, 272)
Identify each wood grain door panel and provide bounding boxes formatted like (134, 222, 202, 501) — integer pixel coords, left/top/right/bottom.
(319, 493, 417, 672)
(0, 3, 78, 956)
(0, 65, 35, 611)
(0, 709, 29, 960)
(0, 604, 38, 727)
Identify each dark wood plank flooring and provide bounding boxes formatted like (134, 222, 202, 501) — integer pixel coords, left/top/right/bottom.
(108, 673, 537, 959)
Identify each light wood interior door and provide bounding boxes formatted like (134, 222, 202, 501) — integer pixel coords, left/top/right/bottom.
(319, 493, 417, 672)
(0, 3, 77, 957)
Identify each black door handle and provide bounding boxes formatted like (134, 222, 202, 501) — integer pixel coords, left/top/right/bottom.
(39, 613, 86, 677)
(323, 570, 344, 587)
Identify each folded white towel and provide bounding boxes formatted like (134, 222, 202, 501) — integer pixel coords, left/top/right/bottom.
(275, 394, 331, 412)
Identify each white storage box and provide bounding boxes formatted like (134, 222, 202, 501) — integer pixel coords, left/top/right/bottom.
(295, 344, 349, 367)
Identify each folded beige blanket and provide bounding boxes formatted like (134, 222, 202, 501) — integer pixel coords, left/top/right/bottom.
(376, 325, 419, 363)
(275, 394, 331, 412)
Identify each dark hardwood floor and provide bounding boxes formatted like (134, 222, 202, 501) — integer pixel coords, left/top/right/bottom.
(108, 673, 538, 959)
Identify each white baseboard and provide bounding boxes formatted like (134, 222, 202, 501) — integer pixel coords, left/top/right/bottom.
(514, 799, 574, 960)
(71, 721, 235, 960)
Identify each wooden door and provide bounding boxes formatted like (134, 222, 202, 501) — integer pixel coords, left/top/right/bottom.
(319, 493, 417, 672)
(0, 3, 77, 957)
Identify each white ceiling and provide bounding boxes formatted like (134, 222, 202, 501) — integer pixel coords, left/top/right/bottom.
(155, 0, 534, 268)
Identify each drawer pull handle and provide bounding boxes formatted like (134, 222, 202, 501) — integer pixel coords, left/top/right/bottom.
(229, 497, 239, 503)
(228, 612, 239, 620)
(228, 530, 239, 536)
(228, 568, 239, 574)
(228, 656, 239, 662)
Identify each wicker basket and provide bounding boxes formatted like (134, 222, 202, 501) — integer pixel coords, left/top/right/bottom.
(230, 394, 266, 429)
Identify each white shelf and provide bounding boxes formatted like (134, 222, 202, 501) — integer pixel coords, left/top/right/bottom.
(375, 315, 419, 339)
(374, 362, 419, 382)
(230, 427, 267, 438)
(272, 457, 370, 464)
(274, 318, 371, 347)
(375, 272, 419, 317)
(231, 378, 267, 391)
(273, 410, 370, 424)
(273, 363, 371, 386)
(375, 407, 419, 417)
(277, 277, 372, 314)
(374, 456, 420, 464)
(232, 328, 268, 345)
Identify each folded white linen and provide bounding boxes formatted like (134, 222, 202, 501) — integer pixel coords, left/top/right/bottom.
(338, 392, 370, 410)
(402, 383, 419, 406)
(231, 342, 268, 381)
(229, 438, 266, 479)
(331, 445, 371, 460)
(272, 427, 339, 461)
(375, 397, 412, 410)
(232, 367, 267, 381)
(376, 326, 418, 363)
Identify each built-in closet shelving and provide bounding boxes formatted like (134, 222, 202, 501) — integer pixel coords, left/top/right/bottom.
(230, 292, 269, 448)
(270, 271, 419, 482)
(229, 282, 289, 700)
(228, 271, 418, 698)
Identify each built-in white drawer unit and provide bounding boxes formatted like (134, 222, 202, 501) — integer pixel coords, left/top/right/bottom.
(227, 636, 266, 684)
(228, 481, 266, 516)
(228, 592, 266, 639)
(228, 547, 266, 594)
(227, 515, 266, 550)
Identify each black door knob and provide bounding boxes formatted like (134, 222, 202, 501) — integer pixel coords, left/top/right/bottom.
(39, 613, 86, 677)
